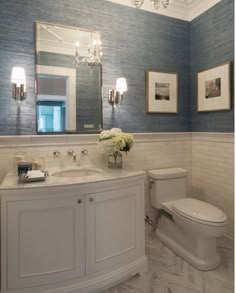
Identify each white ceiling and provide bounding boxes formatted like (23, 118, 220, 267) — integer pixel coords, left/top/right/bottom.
(105, 0, 222, 21)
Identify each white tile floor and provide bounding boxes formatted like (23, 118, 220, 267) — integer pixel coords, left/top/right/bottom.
(101, 225, 234, 293)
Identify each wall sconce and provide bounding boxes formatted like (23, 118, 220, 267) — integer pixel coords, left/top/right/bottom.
(11, 67, 27, 101)
(108, 77, 127, 107)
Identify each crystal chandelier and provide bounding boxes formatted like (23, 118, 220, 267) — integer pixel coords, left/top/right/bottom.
(131, 0, 171, 9)
(74, 33, 103, 69)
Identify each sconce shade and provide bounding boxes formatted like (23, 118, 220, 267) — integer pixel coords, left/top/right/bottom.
(116, 78, 127, 94)
(11, 67, 27, 101)
(11, 67, 26, 86)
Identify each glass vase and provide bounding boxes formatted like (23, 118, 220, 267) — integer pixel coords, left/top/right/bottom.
(108, 152, 122, 168)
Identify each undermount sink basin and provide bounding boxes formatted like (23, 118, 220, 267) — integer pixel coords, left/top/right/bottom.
(52, 168, 102, 178)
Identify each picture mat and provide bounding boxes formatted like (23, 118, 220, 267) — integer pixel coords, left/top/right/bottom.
(198, 63, 230, 111)
(148, 71, 177, 113)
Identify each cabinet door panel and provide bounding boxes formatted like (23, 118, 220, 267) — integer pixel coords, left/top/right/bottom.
(96, 194, 136, 262)
(86, 185, 144, 274)
(7, 197, 85, 289)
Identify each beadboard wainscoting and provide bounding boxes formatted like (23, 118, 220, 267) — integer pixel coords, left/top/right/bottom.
(0, 132, 234, 237)
(191, 133, 234, 239)
(0, 132, 192, 219)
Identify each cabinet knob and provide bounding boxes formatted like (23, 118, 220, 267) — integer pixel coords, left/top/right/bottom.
(77, 199, 82, 204)
(89, 198, 94, 202)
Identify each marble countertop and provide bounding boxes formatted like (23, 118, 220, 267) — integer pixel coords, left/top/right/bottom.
(0, 166, 147, 190)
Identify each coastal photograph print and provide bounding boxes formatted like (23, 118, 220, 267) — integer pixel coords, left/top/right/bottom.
(197, 62, 231, 112)
(146, 70, 178, 113)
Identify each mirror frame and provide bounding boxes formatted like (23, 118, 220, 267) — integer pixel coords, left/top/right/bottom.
(35, 21, 103, 135)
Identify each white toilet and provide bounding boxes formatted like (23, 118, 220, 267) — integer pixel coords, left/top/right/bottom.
(148, 168, 228, 271)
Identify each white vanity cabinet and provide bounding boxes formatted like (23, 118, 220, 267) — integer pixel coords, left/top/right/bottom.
(1, 173, 147, 293)
(85, 185, 144, 275)
(5, 196, 85, 290)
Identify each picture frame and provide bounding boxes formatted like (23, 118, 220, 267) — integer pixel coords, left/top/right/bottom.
(146, 70, 178, 113)
(197, 62, 231, 112)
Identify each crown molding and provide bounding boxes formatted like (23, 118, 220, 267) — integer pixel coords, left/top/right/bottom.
(105, 0, 222, 21)
(187, 0, 222, 20)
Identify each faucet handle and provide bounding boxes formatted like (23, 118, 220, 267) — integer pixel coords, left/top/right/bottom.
(81, 149, 88, 155)
(53, 151, 61, 157)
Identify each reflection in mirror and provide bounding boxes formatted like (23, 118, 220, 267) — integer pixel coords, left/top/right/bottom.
(35, 21, 103, 133)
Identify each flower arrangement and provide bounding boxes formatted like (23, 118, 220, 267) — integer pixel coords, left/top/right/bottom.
(98, 128, 134, 167)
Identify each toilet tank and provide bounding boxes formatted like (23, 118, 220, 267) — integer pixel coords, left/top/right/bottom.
(148, 168, 187, 209)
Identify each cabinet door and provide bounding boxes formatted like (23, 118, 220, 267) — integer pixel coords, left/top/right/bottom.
(86, 185, 145, 274)
(7, 196, 85, 289)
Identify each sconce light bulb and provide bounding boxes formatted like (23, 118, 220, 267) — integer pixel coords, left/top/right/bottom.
(75, 41, 80, 47)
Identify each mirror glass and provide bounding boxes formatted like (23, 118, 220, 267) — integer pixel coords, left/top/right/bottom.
(35, 21, 103, 133)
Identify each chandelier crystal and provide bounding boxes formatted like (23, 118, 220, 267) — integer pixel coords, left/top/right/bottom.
(131, 0, 171, 10)
(74, 33, 102, 69)
(131, 0, 145, 8)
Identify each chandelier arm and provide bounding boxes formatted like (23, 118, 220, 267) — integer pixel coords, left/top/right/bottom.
(131, 0, 171, 10)
(74, 35, 102, 69)
(131, 0, 145, 8)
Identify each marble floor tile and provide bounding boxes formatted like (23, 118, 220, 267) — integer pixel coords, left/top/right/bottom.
(203, 274, 234, 293)
(102, 284, 143, 293)
(100, 226, 234, 293)
(117, 272, 156, 293)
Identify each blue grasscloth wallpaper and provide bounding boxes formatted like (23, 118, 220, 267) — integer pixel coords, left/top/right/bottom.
(190, 0, 234, 132)
(0, 0, 190, 134)
(0, 0, 233, 135)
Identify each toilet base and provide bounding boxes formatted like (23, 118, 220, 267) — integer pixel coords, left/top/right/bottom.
(155, 215, 221, 271)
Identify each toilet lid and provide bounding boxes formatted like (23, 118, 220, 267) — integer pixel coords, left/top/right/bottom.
(148, 168, 187, 179)
(172, 198, 227, 223)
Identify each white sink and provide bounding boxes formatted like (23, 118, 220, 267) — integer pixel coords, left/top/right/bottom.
(52, 168, 102, 178)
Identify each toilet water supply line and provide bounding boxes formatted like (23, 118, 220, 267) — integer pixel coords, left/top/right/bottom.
(145, 178, 159, 229)
(145, 216, 158, 228)
(145, 178, 164, 229)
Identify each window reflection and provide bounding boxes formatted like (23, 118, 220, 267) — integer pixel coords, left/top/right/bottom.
(37, 101, 66, 132)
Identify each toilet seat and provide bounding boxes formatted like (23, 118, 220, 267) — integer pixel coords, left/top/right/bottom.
(171, 198, 227, 225)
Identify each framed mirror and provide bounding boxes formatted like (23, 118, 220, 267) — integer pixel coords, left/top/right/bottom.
(35, 21, 103, 134)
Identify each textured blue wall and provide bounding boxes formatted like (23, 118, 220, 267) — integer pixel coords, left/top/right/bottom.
(0, 0, 233, 135)
(0, 0, 191, 135)
(190, 0, 234, 132)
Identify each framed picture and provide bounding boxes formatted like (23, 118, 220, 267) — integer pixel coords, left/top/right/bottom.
(146, 70, 178, 113)
(197, 62, 231, 112)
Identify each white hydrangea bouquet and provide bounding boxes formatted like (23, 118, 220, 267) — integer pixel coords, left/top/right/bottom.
(98, 128, 134, 168)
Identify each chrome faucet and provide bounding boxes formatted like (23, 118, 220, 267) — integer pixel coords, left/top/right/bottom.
(68, 150, 76, 161)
